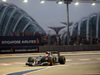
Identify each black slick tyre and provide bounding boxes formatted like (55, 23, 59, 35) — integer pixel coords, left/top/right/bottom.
(28, 57, 34, 62)
(59, 56, 66, 64)
(48, 57, 54, 66)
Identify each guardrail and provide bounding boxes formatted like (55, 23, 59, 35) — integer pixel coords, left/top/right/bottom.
(39, 45, 100, 52)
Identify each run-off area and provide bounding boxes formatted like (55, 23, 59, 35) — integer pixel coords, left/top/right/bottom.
(0, 52, 100, 75)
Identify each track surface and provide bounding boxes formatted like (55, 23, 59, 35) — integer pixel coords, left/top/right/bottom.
(0, 51, 100, 75)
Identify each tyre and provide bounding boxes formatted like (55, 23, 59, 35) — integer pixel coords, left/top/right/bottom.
(26, 63, 28, 65)
(28, 57, 34, 62)
(48, 57, 54, 66)
(59, 56, 66, 64)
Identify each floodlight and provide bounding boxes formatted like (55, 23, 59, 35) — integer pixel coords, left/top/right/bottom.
(23, 0, 28, 3)
(40, 0, 45, 4)
(91, 2, 96, 6)
(57, 0, 63, 4)
(75, 2, 79, 5)
(2, 0, 7, 2)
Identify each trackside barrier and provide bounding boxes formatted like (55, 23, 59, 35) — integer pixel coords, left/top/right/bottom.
(0, 36, 41, 53)
(39, 45, 100, 52)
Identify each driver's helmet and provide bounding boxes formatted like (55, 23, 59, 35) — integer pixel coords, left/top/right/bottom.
(45, 51, 51, 56)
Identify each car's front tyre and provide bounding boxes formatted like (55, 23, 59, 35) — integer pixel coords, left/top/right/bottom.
(26, 57, 34, 66)
(48, 57, 54, 66)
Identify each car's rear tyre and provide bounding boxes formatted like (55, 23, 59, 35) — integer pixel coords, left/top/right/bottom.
(59, 56, 66, 64)
(48, 57, 54, 66)
(28, 57, 34, 62)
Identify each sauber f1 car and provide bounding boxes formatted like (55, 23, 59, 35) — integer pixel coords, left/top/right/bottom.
(26, 51, 66, 66)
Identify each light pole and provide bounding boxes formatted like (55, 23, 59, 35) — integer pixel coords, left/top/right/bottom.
(40, 0, 72, 45)
(65, 0, 70, 45)
(57, 0, 72, 45)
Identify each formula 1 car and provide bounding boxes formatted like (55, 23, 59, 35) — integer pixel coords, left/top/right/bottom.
(26, 51, 66, 66)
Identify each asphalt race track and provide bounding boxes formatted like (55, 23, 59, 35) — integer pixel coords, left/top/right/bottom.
(0, 51, 100, 75)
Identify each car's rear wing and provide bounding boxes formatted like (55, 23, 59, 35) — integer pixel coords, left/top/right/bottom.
(47, 51, 60, 57)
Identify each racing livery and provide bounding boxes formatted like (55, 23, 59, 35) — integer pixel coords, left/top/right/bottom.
(26, 51, 66, 66)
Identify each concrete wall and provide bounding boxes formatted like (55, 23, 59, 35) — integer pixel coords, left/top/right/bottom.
(39, 45, 100, 52)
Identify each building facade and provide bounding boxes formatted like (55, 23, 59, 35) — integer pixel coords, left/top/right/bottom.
(70, 11, 100, 39)
(0, 3, 45, 36)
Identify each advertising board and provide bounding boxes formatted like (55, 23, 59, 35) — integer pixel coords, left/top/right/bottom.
(0, 36, 41, 53)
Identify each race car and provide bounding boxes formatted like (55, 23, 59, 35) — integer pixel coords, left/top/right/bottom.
(26, 51, 66, 66)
